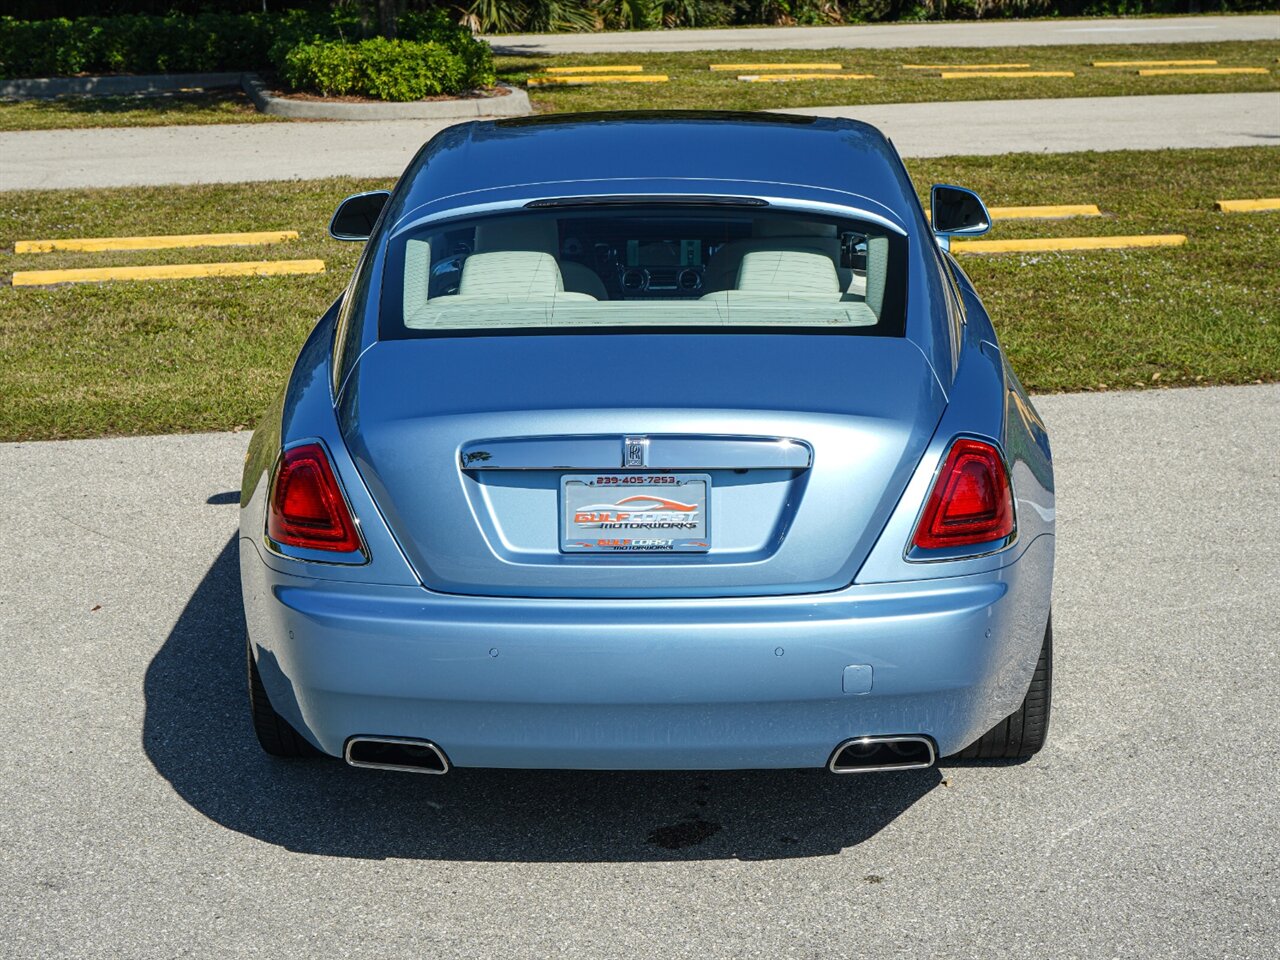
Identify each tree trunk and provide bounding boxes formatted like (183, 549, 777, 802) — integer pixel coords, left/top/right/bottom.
(376, 0, 398, 39)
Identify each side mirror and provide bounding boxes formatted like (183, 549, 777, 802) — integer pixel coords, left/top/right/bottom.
(930, 184, 991, 237)
(329, 190, 390, 241)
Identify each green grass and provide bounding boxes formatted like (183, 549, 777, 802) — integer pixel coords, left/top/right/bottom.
(934, 149, 1280, 393)
(1, 147, 1277, 441)
(0, 89, 280, 132)
(0, 40, 1275, 131)
(500, 40, 1280, 112)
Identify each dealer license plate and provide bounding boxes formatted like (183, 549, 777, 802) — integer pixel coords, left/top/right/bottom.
(560, 474, 711, 553)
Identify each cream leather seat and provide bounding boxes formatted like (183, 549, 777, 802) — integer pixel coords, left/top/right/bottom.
(472, 218, 609, 300)
(704, 219, 846, 294)
(453, 251, 596, 302)
(701, 234, 890, 318)
(402, 249, 595, 329)
(736, 249, 842, 298)
(697, 249, 879, 326)
(458, 250, 562, 299)
(701, 249, 842, 303)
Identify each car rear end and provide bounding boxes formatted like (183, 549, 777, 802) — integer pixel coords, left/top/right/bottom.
(239, 120, 1054, 773)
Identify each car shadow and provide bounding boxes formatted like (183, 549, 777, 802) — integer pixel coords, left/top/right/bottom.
(142, 536, 943, 862)
(46, 89, 258, 116)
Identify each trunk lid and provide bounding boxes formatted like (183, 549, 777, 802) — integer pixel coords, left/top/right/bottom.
(340, 333, 944, 598)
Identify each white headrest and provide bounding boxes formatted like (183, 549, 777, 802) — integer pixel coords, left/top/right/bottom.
(755, 219, 838, 239)
(472, 218, 559, 255)
(458, 251, 564, 299)
(736, 249, 840, 297)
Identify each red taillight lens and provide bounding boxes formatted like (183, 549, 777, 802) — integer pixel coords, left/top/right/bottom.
(912, 438, 1014, 551)
(267, 444, 361, 553)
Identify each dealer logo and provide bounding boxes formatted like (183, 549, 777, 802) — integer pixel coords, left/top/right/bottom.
(573, 495, 698, 530)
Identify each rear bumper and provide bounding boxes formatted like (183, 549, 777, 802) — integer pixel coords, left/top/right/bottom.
(240, 535, 1053, 768)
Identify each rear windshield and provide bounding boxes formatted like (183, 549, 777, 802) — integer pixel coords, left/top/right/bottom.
(379, 204, 907, 338)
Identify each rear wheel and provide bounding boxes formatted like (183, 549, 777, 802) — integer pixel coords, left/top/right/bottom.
(954, 614, 1053, 760)
(247, 641, 321, 758)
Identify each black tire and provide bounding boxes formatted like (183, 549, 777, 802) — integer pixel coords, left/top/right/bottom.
(247, 641, 321, 758)
(953, 614, 1053, 760)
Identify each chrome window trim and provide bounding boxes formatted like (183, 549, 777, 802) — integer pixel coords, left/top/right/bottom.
(387, 193, 909, 245)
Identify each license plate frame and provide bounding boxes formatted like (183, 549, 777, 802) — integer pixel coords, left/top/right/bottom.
(560, 473, 711, 553)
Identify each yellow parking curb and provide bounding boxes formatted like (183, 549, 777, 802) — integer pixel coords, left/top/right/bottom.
(1138, 67, 1269, 76)
(11, 259, 326, 287)
(939, 70, 1075, 79)
(902, 63, 1030, 70)
(738, 73, 876, 82)
(1091, 59, 1218, 68)
(1214, 198, 1280, 213)
(14, 230, 300, 254)
(543, 65, 643, 74)
(711, 62, 842, 71)
(528, 74, 668, 86)
(927, 204, 1103, 221)
(990, 204, 1102, 220)
(951, 235, 1186, 255)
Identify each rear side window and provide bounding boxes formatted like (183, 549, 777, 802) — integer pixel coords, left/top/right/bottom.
(379, 205, 907, 338)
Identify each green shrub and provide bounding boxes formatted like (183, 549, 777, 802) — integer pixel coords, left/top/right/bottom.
(0, 8, 496, 101)
(280, 36, 493, 101)
(0, 12, 274, 78)
(396, 8, 496, 93)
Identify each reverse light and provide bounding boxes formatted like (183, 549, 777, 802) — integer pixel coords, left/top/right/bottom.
(912, 438, 1014, 551)
(267, 443, 361, 553)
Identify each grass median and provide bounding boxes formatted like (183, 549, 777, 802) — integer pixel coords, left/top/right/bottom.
(503, 40, 1280, 112)
(0, 89, 278, 132)
(0, 39, 1275, 131)
(1, 146, 1277, 441)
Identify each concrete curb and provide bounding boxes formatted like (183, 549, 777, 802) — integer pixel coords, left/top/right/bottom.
(241, 74, 531, 120)
(0, 72, 242, 99)
(1, 70, 532, 120)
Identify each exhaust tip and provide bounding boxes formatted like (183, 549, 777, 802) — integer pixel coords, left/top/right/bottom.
(828, 735, 936, 774)
(344, 736, 450, 775)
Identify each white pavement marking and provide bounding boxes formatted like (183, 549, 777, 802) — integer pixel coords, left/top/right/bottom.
(2, 92, 1275, 191)
(485, 14, 1280, 54)
(779, 91, 1280, 157)
(0, 383, 1277, 958)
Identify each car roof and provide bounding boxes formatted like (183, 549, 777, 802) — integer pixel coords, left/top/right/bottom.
(388, 111, 919, 229)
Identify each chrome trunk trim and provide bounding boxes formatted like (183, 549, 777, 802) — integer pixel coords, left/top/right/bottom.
(459, 434, 813, 471)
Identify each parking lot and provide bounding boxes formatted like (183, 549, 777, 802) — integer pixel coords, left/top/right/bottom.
(2, 383, 1276, 959)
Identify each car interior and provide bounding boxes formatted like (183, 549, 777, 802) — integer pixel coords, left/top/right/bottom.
(393, 208, 898, 331)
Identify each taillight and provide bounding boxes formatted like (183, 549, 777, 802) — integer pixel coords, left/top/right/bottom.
(911, 438, 1014, 551)
(267, 443, 361, 553)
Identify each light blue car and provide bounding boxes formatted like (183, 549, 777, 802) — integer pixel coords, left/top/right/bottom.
(239, 111, 1054, 776)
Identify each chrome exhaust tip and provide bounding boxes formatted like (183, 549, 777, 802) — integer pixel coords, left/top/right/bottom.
(828, 735, 936, 774)
(344, 736, 450, 775)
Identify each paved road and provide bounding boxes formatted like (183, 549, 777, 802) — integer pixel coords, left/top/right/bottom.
(487, 14, 1280, 54)
(2, 91, 1275, 190)
(779, 91, 1280, 156)
(1, 383, 1277, 959)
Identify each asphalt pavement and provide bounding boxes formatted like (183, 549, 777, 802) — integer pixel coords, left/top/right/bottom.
(2, 91, 1275, 190)
(1, 383, 1277, 959)
(486, 14, 1280, 54)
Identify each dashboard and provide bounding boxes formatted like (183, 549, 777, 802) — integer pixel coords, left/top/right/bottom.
(558, 216, 744, 299)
